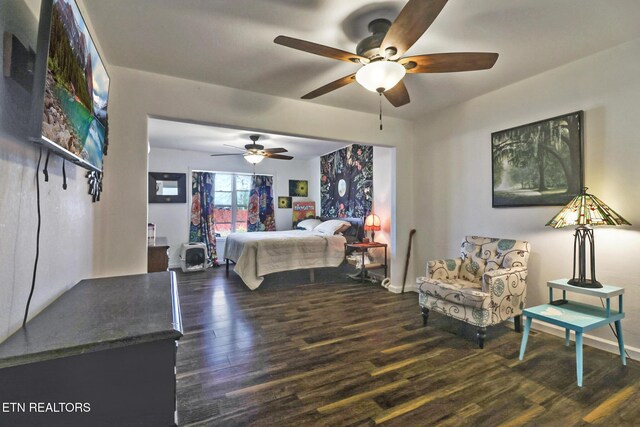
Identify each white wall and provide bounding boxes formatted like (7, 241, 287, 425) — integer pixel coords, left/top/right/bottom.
(0, 0, 97, 342)
(148, 147, 317, 267)
(371, 146, 398, 273)
(97, 65, 416, 289)
(0, 137, 96, 343)
(413, 39, 640, 353)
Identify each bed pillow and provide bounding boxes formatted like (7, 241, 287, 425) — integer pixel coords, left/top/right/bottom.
(315, 219, 351, 235)
(297, 218, 322, 231)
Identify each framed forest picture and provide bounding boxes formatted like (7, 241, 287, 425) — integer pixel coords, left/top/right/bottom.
(491, 111, 584, 207)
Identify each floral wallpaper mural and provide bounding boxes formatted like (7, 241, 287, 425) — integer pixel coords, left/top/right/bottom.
(320, 144, 373, 218)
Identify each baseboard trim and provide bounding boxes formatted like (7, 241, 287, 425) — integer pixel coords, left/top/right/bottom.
(514, 318, 640, 361)
(386, 282, 417, 294)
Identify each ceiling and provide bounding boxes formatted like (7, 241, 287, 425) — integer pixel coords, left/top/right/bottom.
(84, 0, 640, 120)
(147, 118, 350, 159)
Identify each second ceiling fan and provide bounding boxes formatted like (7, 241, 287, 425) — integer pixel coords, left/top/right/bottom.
(210, 135, 293, 164)
(274, 0, 498, 108)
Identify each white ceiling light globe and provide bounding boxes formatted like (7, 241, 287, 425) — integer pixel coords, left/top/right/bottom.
(355, 61, 406, 92)
(244, 153, 265, 164)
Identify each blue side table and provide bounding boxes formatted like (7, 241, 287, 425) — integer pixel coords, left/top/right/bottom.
(519, 279, 626, 387)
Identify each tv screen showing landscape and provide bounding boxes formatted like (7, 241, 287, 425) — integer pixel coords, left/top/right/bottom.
(41, 0, 109, 171)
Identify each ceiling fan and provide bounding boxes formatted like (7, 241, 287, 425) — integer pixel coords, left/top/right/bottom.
(210, 135, 293, 164)
(274, 0, 498, 108)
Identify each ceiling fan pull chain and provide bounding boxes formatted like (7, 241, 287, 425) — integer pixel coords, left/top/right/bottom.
(379, 92, 383, 131)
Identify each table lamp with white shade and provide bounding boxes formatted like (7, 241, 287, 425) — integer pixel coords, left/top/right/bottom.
(364, 213, 381, 242)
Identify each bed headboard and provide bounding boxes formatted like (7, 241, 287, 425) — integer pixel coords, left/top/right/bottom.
(320, 217, 365, 243)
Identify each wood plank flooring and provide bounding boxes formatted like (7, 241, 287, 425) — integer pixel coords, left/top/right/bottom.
(175, 268, 640, 426)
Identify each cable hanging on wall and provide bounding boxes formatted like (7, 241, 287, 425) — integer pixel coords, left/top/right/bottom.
(62, 159, 67, 190)
(23, 148, 43, 327)
(43, 150, 51, 182)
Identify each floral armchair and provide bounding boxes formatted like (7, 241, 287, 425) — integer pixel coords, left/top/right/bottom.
(417, 236, 530, 348)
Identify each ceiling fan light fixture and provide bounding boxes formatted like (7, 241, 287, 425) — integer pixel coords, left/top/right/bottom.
(244, 153, 265, 164)
(355, 60, 406, 93)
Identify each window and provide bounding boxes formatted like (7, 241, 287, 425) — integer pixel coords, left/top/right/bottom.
(212, 173, 252, 237)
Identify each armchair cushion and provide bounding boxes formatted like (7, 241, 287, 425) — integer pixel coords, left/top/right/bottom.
(427, 258, 462, 280)
(419, 293, 491, 328)
(459, 255, 486, 283)
(461, 236, 498, 261)
(460, 236, 530, 272)
(418, 277, 489, 309)
(487, 239, 531, 271)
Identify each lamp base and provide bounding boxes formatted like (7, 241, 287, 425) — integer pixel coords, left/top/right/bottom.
(567, 278, 603, 289)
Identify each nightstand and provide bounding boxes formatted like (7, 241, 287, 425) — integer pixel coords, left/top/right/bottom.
(345, 242, 388, 283)
(148, 237, 170, 273)
(519, 279, 626, 387)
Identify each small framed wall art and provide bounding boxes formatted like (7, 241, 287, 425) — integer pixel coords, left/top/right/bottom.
(278, 196, 292, 208)
(289, 180, 308, 197)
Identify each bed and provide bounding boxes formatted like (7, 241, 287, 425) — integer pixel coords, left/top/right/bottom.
(224, 218, 363, 290)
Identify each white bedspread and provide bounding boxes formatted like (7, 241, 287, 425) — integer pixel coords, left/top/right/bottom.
(224, 230, 346, 290)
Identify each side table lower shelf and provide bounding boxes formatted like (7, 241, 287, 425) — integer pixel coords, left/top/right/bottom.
(345, 242, 388, 283)
(519, 301, 625, 387)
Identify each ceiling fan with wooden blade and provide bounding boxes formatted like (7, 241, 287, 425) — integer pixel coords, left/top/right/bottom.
(379, 0, 448, 60)
(301, 73, 356, 100)
(274, 0, 498, 107)
(210, 135, 293, 163)
(274, 36, 369, 64)
(263, 147, 288, 154)
(400, 52, 499, 73)
(266, 153, 294, 160)
(383, 80, 410, 107)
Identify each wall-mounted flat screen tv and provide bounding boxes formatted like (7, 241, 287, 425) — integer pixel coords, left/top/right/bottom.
(39, 0, 109, 172)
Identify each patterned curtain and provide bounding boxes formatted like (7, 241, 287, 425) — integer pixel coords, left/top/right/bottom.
(247, 175, 275, 232)
(190, 172, 218, 266)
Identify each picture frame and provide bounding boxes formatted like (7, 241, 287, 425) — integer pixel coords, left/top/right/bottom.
(278, 196, 292, 209)
(148, 172, 186, 203)
(491, 111, 584, 207)
(289, 180, 308, 197)
(292, 201, 315, 228)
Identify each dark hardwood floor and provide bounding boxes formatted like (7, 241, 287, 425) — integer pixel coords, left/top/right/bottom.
(175, 267, 640, 426)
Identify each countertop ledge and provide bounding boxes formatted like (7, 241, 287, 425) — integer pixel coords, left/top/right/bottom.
(0, 272, 183, 369)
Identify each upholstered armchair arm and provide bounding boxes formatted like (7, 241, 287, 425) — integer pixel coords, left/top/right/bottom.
(482, 266, 528, 309)
(426, 258, 462, 280)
